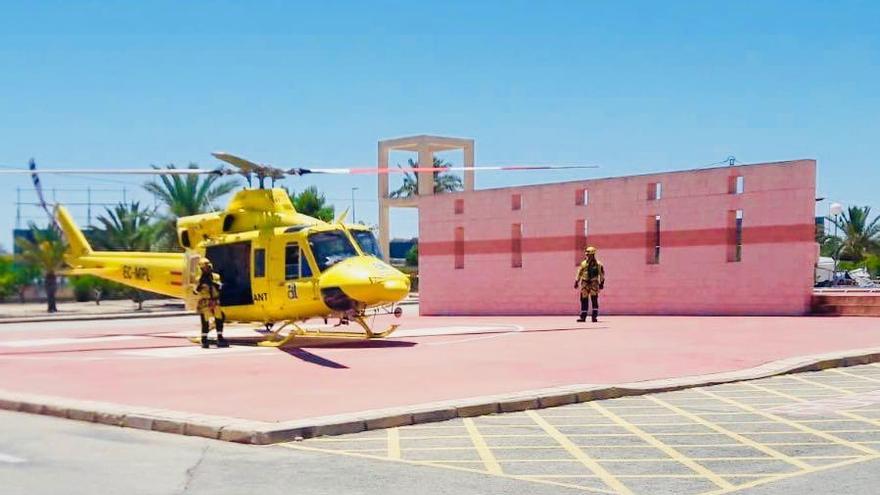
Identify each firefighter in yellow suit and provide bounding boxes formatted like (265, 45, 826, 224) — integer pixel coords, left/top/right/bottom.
(574, 246, 605, 322)
(195, 259, 228, 348)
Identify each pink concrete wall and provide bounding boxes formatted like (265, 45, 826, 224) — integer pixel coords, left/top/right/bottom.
(418, 160, 817, 316)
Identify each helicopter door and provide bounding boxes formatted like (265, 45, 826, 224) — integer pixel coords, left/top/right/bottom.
(271, 241, 319, 318)
(205, 242, 253, 307)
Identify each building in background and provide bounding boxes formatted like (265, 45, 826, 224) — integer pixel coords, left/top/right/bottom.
(401, 151, 817, 316)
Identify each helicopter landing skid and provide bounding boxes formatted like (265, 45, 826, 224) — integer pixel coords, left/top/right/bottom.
(255, 316, 400, 347)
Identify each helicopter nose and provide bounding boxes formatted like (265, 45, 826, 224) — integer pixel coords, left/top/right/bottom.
(318, 258, 411, 310)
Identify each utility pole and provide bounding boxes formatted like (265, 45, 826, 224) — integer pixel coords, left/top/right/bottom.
(351, 187, 359, 223)
(829, 202, 843, 286)
(16, 187, 21, 229)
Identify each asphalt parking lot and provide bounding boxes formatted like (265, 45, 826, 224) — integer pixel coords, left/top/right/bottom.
(281, 363, 880, 495)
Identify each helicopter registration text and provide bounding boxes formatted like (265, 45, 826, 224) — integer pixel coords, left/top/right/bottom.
(122, 265, 151, 282)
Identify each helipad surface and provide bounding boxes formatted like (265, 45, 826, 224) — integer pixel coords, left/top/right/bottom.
(0, 311, 879, 423)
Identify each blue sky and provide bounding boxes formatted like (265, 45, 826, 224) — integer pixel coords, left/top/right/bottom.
(1, 1, 877, 248)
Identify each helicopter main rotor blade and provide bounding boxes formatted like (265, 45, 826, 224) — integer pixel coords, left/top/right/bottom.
(288, 164, 599, 175)
(211, 151, 261, 172)
(0, 161, 597, 177)
(0, 168, 226, 175)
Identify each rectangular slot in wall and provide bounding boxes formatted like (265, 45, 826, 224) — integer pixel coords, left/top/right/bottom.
(511, 193, 522, 211)
(454, 199, 464, 214)
(511, 223, 522, 268)
(647, 215, 660, 264)
(575, 219, 586, 265)
(454, 227, 464, 269)
(729, 175, 745, 194)
(728, 210, 743, 262)
(575, 188, 589, 206)
(648, 182, 662, 200)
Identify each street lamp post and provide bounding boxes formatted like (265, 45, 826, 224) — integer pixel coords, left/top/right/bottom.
(351, 187, 359, 224)
(829, 202, 843, 286)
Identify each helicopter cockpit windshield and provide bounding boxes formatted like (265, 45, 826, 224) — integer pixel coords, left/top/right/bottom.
(351, 230, 382, 258)
(308, 230, 359, 271)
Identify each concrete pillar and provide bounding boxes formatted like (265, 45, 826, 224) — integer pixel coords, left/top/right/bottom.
(378, 142, 391, 261)
(463, 141, 475, 191)
(418, 145, 434, 197)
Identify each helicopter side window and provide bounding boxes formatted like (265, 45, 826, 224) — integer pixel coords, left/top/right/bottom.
(253, 248, 266, 278)
(285, 244, 300, 280)
(308, 231, 358, 272)
(352, 230, 383, 258)
(285, 243, 313, 279)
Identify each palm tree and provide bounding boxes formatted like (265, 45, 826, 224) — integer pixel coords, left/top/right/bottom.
(390, 157, 463, 199)
(88, 202, 160, 309)
(15, 224, 67, 312)
(818, 233, 843, 258)
(89, 202, 159, 251)
(143, 164, 238, 249)
(829, 206, 880, 262)
(292, 186, 335, 222)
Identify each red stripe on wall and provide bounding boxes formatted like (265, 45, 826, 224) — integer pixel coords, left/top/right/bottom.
(170, 271, 182, 276)
(420, 224, 814, 256)
(170, 281, 182, 286)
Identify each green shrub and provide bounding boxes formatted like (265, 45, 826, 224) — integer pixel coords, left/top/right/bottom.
(405, 245, 418, 267)
(866, 254, 880, 278)
(69, 276, 126, 302)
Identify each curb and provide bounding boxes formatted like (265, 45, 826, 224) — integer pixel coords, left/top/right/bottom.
(3, 346, 880, 445)
(0, 310, 191, 324)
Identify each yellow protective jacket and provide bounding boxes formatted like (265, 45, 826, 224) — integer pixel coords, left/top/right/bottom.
(194, 272, 222, 312)
(575, 260, 605, 297)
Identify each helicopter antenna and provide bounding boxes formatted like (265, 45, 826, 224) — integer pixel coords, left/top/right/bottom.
(28, 158, 59, 231)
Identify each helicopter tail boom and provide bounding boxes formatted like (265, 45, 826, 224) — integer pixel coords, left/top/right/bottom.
(55, 206, 187, 298)
(56, 205, 93, 259)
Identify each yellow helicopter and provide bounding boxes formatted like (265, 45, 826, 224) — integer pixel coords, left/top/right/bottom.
(7, 152, 597, 346)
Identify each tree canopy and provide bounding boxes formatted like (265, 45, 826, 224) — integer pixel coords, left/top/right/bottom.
(390, 157, 463, 199)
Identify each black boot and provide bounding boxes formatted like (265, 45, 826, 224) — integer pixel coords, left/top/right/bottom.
(591, 310, 599, 323)
(577, 312, 587, 322)
(216, 318, 229, 348)
(200, 315, 210, 348)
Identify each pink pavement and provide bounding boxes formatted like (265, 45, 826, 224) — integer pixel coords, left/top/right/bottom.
(0, 313, 878, 422)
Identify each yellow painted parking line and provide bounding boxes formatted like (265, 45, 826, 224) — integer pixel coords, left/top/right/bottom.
(602, 413, 682, 418)
(591, 401, 734, 489)
(398, 445, 590, 451)
(309, 437, 393, 442)
(519, 474, 705, 479)
(748, 381, 880, 431)
(386, 428, 401, 460)
(279, 443, 616, 494)
(701, 387, 879, 456)
(829, 368, 880, 384)
(708, 420, 778, 425)
(575, 443, 743, 448)
(762, 441, 835, 446)
(701, 455, 880, 495)
(463, 418, 503, 475)
(526, 410, 634, 495)
(647, 396, 812, 470)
